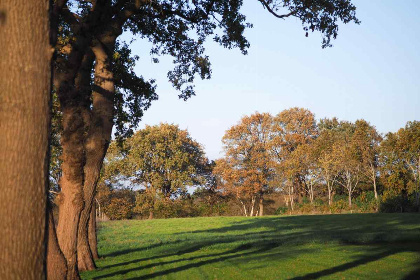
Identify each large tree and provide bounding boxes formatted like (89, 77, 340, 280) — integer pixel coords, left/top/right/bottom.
(0, 0, 50, 278)
(380, 121, 420, 211)
(51, 0, 359, 276)
(271, 107, 318, 208)
(314, 118, 341, 206)
(331, 121, 363, 208)
(215, 112, 275, 216)
(352, 119, 382, 200)
(105, 123, 208, 218)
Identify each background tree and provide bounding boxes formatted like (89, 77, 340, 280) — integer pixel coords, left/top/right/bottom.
(380, 121, 420, 212)
(106, 123, 208, 219)
(315, 118, 341, 206)
(0, 0, 50, 278)
(352, 119, 382, 200)
(397, 121, 420, 209)
(216, 112, 275, 216)
(272, 108, 318, 207)
(332, 121, 362, 208)
(103, 188, 136, 220)
(299, 143, 321, 204)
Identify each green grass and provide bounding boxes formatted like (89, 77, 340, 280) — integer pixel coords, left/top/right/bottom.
(81, 213, 420, 280)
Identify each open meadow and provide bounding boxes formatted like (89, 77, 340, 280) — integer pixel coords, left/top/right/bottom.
(81, 213, 420, 280)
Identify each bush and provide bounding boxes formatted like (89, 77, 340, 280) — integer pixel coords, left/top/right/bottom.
(379, 192, 417, 213)
(275, 206, 288, 215)
(354, 191, 379, 212)
(104, 197, 133, 220)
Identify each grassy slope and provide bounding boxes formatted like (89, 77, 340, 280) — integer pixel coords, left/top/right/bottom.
(81, 214, 420, 280)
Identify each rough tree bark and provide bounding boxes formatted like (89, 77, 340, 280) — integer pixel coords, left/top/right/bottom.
(77, 38, 115, 271)
(47, 208, 68, 280)
(88, 203, 99, 260)
(56, 50, 93, 280)
(0, 0, 50, 278)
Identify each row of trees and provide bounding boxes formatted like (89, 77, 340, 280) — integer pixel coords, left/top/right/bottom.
(1, 0, 360, 278)
(101, 112, 419, 220)
(215, 109, 420, 216)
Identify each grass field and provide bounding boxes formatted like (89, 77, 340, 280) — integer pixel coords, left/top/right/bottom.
(81, 213, 420, 280)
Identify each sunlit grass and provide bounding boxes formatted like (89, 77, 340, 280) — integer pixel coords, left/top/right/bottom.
(81, 213, 420, 279)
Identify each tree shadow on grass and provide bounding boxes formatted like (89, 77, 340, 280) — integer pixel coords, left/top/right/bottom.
(100, 240, 178, 258)
(99, 244, 418, 280)
(402, 258, 420, 280)
(96, 242, 308, 279)
(92, 214, 420, 279)
(289, 245, 418, 280)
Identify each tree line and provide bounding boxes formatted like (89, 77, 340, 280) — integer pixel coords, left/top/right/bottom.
(215, 109, 420, 216)
(98, 110, 419, 220)
(1, 1, 360, 279)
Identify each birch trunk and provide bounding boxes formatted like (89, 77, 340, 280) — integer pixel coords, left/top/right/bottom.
(328, 181, 332, 206)
(371, 164, 378, 200)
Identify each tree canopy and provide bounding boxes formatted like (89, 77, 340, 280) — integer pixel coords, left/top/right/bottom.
(215, 112, 275, 216)
(105, 123, 209, 204)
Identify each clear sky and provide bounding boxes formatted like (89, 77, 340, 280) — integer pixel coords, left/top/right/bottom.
(125, 0, 420, 161)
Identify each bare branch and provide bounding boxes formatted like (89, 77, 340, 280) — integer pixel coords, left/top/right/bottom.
(258, 0, 296, 19)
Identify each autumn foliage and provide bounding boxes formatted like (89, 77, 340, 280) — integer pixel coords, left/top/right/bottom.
(214, 109, 420, 215)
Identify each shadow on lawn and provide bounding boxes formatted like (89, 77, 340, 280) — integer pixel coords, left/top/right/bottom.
(96, 242, 302, 279)
(94, 214, 420, 279)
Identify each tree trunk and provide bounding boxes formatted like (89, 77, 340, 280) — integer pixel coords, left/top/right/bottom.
(373, 177, 378, 200)
(371, 165, 378, 200)
(56, 106, 89, 280)
(88, 203, 99, 260)
(77, 221, 96, 271)
(56, 46, 96, 279)
(258, 196, 264, 216)
(289, 185, 294, 211)
(0, 0, 50, 278)
(348, 191, 352, 208)
(240, 200, 248, 216)
(77, 40, 115, 271)
(149, 211, 154, 219)
(328, 182, 332, 206)
(47, 208, 68, 280)
(309, 183, 314, 204)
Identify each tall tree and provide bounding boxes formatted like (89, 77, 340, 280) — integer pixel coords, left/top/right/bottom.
(272, 107, 318, 207)
(352, 119, 382, 200)
(398, 121, 420, 209)
(0, 0, 50, 278)
(105, 123, 208, 218)
(216, 112, 275, 216)
(315, 118, 341, 206)
(332, 121, 362, 208)
(380, 121, 420, 210)
(51, 0, 359, 275)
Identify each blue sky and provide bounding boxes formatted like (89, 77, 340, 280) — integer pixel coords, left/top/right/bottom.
(125, 0, 420, 160)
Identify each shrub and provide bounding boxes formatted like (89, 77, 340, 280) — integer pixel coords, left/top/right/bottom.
(104, 197, 133, 220)
(275, 206, 288, 215)
(379, 192, 417, 213)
